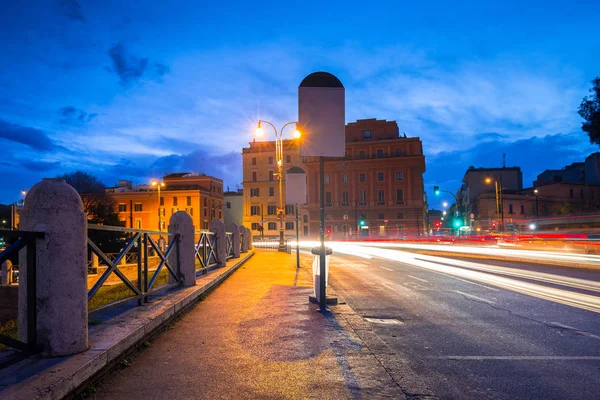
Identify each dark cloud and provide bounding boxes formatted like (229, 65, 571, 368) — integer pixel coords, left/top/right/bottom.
(0, 119, 55, 151)
(58, 106, 97, 124)
(474, 132, 509, 142)
(56, 0, 85, 21)
(108, 43, 169, 85)
(20, 160, 61, 172)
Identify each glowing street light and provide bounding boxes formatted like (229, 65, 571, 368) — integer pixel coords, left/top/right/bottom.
(442, 201, 448, 208)
(255, 120, 301, 252)
(151, 179, 165, 232)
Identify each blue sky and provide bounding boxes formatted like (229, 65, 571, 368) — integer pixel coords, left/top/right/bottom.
(1, 0, 599, 208)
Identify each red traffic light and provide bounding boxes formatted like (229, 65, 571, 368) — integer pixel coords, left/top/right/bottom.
(434, 221, 441, 228)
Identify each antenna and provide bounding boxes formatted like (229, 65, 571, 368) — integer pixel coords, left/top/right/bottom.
(502, 153, 506, 168)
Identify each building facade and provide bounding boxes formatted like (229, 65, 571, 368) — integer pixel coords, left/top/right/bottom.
(107, 172, 224, 231)
(241, 119, 427, 238)
(224, 188, 244, 229)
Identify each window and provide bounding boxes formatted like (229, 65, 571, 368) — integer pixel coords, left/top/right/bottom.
(204, 198, 207, 206)
(325, 175, 330, 184)
(359, 173, 366, 183)
(252, 171, 257, 182)
(362, 130, 371, 140)
(250, 188, 260, 197)
(581, 189, 585, 199)
(267, 205, 277, 215)
(377, 190, 385, 205)
(359, 150, 366, 159)
(187, 196, 192, 206)
(570, 189, 574, 198)
(159, 208, 165, 217)
(251, 222, 260, 230)
(268, 156, 273, 165)
(397, 212, 404, 219)
(268, 222, 277, 230)
(134, 203, 142, 212)
(325, 192, 332, 206)
(285, 222, 294, 230)
(396, 171, 403, 181)
(376, 149, 384, 158)
(342, 191, 349, 206)
(378, 213, 384, 219)
(377, 172, 384, 182)
(250, 205, 260, 216)
(359, 190, 367, 205)
(269, 187, 275, 197)
(118, 203, 126, 212)
(160, 197, 164, 206)
(269, 170, 274, 181)
(226, 202, 231, 209)
(252, 157, 256, 165)
(286, 155, 291, 163)
(285, 205, 294, 215)
(520, 205, 525, 214)
(396, 189, 404, 204)
(173, 197, 178, 206)
(203, 222, 208, 229)
(186, 207, 193, 216)
(204, 208, 207, 217)
(508, 204, 514, 214)
(342, 174, 348, 183)
(395, 148, 403, 156)
(303, 215, 308, 223)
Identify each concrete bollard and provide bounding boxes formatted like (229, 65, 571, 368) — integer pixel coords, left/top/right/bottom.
(168, 211, 195, 287)
(231, 223, 241, 259)
(19, 178, 88, 356)
(247, 227, 253, 250)
(210, 220, 226, 268)
(91, 253, 99, 273)
(1, 260, 13, 285)
(241, 227, 249, 253)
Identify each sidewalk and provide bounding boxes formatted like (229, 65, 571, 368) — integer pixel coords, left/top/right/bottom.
(92, 250, 406, 400)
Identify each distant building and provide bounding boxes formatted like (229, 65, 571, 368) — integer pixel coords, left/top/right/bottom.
(535, 152, 600, 186)
(224, 188, 243, 229)
(241, 118, 427, 238)
(106, 172, 224, 231)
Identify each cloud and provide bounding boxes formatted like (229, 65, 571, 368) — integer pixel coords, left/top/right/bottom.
(56, 0, 85, 22)
(0, 119, 56, 151)
(20, 160, 62, 172)
(107, 43, 169, 85)
(58, 106, 97, 123)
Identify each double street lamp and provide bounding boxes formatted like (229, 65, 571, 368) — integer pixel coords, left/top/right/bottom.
(255, 120, 301, 251)
(151, 179, 165, 232)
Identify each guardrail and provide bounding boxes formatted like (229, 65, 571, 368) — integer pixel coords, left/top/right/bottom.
(0, 230, 45, 369)
(87, 225, 181, 316)
(253, 238, 291, 253)
(195, 230, 218, 273)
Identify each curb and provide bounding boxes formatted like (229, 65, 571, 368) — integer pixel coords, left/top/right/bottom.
(0, 251, 255, 400)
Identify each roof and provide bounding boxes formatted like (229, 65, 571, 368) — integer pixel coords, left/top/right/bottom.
(299, 72, 344, 88)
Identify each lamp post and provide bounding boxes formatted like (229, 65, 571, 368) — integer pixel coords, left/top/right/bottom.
(533, 189, 539, 218)
(434, 186, 462, 235)
(485, 176, 504, 232)
(151, 179, 165, 232)
(255, 120, 301, 251)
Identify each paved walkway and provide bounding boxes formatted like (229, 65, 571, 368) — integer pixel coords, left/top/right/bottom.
(93, 250, 405, 399)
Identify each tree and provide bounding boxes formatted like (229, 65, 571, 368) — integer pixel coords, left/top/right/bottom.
(578, 77, 600, 146)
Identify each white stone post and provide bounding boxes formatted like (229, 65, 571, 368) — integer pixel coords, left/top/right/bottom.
(247, 227, 253, 250)
(19, 178, 88, 356)
(1, 260, 13, 285)
(231, 223, 241, 259)
(168, 211, 195, 287)
(210, 220, 226, 267)
(241, 227, 249, 253)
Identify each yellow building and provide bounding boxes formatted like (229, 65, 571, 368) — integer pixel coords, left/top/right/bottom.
(107, 173, 224, 231)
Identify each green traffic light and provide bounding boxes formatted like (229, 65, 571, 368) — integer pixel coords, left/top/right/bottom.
(454, 221, 460, 227)
(360, 220, 365, 226)
(433, 185, 440, 195)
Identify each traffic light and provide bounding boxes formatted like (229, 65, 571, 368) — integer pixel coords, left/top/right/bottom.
(359, 219, 365, 226)
(454, 220, 461, 228)
(433, 186, 440, 195)
(434, 221, 441, 228)
(491, 222, 496, 230)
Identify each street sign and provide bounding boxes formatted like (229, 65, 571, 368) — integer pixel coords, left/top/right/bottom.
(286, 167, 307, 205)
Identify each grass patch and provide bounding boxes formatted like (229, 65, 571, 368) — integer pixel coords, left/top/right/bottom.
(0, 319, 17, 352)
(88, 269, 170, 311)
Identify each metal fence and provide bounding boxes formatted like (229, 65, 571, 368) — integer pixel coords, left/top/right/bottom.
(87, 225, 181, 316)
(0, 230, 44, 369)
(195, 230, 218, 273)
(253, 238, 291, 253)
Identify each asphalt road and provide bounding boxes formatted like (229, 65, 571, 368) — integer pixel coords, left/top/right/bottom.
(327, 246, 600, 400)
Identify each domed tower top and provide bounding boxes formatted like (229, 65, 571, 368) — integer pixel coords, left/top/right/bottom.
(299, 72, 344, 88)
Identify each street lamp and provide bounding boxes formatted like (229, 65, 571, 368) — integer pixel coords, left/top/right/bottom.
(151, 179, 165, 232)
(255, 120, 301, 252)
(533, 189, 539, 218)
(485, 176, 504, 232)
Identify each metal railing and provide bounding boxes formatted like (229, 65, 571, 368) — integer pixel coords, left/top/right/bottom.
(0, 230, 44, 369)
(225, 232, 234, 260)
(87, 225, 181, 316)
(195, 230, 218, 273)
(253, 238, 291, 253)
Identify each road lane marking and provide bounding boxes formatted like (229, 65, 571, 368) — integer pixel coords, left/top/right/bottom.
(454, 290, 495, 305)
(432, 271, 500, 291)
(379, 266, 393, 272)
(407, 275, 429, 283)
(549, 322, 600, 341)
(432, 356, 600, 360)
